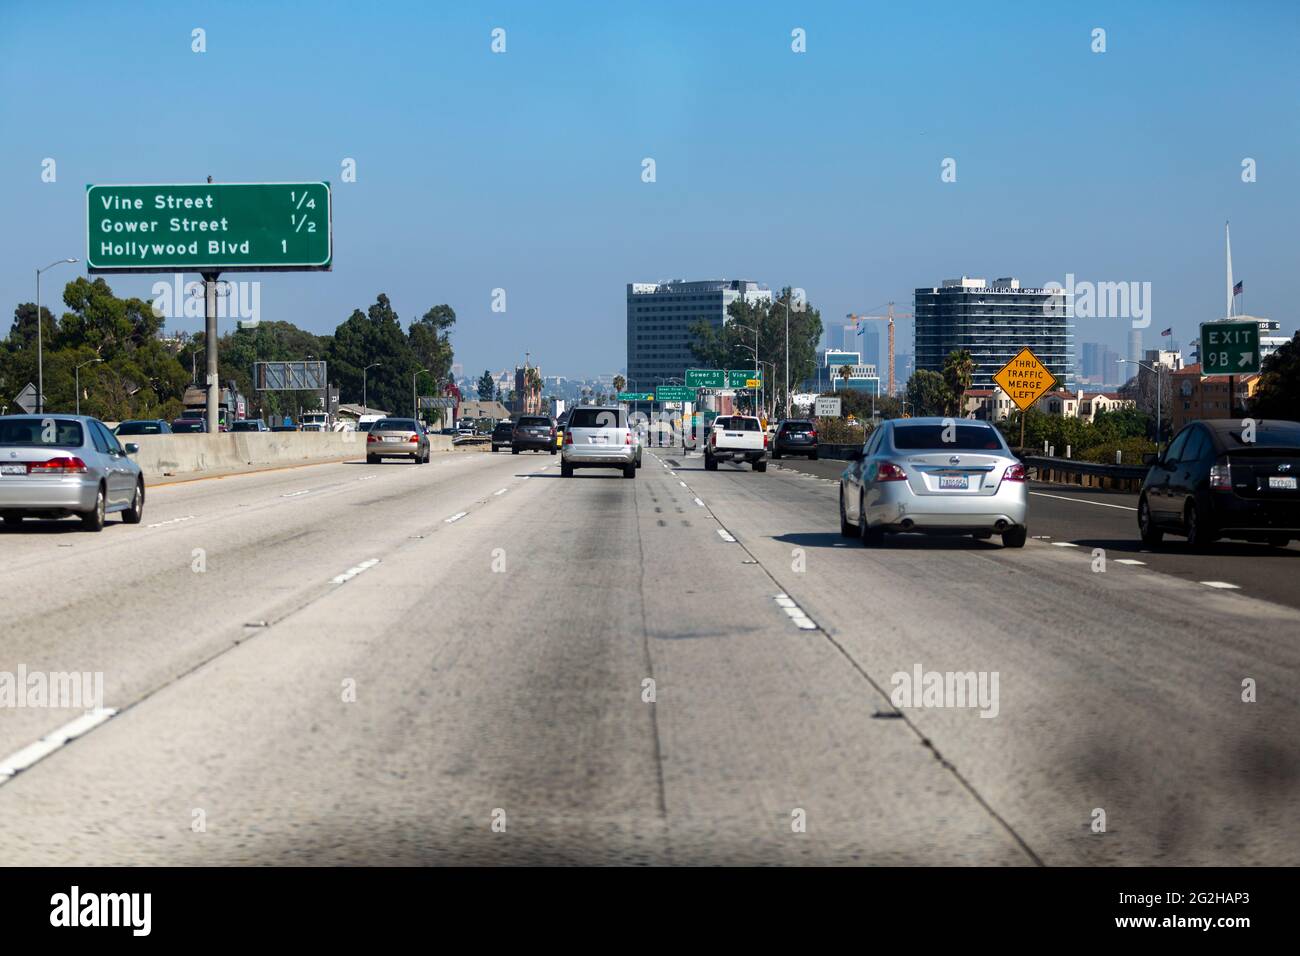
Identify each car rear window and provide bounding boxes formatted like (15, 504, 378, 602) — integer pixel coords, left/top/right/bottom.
(892, 424, 1005, 450)
(1222, 423, 1300, 450)
(375, 419, 417, 431)
(781, 421, 813, 431)
(721, 418, 760, 431)
(116, 421, 162, 435)
(0, 419, 85, 447)
(517, 416, 551, 427)
(172, 420, 204, 433)
(569, 408, 625, 429)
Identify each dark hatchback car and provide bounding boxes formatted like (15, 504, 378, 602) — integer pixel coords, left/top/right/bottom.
(491, 421, 513, 452)
(512, 415, 556, 454)
(230, 419, 270, 432)
(1138, 419, 1300, 549)
(171, 417, 208, 433)
(114, 419, 172, 436)
(772, 419, 818, 459)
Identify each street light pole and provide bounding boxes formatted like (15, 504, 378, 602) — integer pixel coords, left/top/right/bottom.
(785, 295, 790, 421)
(363, 362, 381, 415)
(1120, 358, 1162, 449)
(35, 258, 79, 413)
(74, 358, 103, 415)
(413, 367, 429, 420)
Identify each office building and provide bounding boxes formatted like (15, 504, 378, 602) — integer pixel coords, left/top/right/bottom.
(913, 276, 1075, 391)
(627, 279, 772, 388)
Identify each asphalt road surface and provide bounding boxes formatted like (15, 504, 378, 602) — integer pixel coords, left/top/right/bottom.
(1, 449, 1296, 865)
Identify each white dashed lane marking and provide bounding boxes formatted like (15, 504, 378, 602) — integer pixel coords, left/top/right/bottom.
(716, 529, 737, 543)
(331, 558, 380, 585)
(0, 708, 118, 783)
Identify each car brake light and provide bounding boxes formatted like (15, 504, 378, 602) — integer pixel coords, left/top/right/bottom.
(1209, 462, 1232, 491)
(564, 430, 573, 445)
(28, 457, 88, 475)
(409, 434, 419, 443)
(1002, 463, 1027, 483)
(809, 430, 817, 440)
(876, 462, 908, 481)
(625, 432, 632, 445)
(764, 432, 769, 448)
(367, 433, 379, 443)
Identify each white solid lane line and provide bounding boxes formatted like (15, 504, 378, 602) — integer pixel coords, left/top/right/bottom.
(0, 708, 118, 781)
(331, 558, 380, 585)
(1029, 490, 1138, 512)
(694, 498, 705, 507)
(494, 488, 508, 496)
(444, 512, 468, 523)
(1115, 559, 1147, 566)
(1200, 581, 1241, 590)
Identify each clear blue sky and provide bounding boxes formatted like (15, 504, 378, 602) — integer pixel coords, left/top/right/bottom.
(2, 0, 1297, 379)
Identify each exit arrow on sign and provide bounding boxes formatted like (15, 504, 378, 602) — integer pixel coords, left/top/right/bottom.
(1239, 352, 1253, 368)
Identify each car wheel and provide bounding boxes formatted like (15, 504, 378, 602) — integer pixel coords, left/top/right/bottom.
(839, 491, 857, 538)
(367, 454, 379, 464)
(550, 448, 557, 455)
(752, 460, 767, 472)
(1266, 535, 1291, 548)
(491, 446, 498, 453)
(561, 462, 573, 477)
(772, 450, 782, 459)
(859, 494, 884, 546)
(122, 479, 145, 524)
(81, 485, 106, 532)
(810, 452, 818, 460)
(512, 447, 520, 455)
(2, 514, 22, 528)
(623, 464, 636, 479)
(1001, 526, 1027, 548)
(1183, 500, 1215, 550)
(705, 455, 718, 471)
(1138, 496, 1163, 546)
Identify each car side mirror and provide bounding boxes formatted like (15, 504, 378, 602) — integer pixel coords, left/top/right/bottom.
(124, 443, 139, 455)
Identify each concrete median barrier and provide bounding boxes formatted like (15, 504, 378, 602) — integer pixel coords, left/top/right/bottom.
(128, 432, 456, 479)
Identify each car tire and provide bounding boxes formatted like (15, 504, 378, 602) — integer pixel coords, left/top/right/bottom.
(1001, 526, 1027, 548)
(122, 479, 145, 524)
(839, 491, 857, 538)
(81, 485, 106, 532)
(810, 452, 818, 460)
(705, 455, 718, 471)
(623, 464, 636, 479)
(1138, 496, 1163, 546)
(772, 450, 782, 459)
(859, 494, 884, 546)
(491, 446, 499, 453)
(512, 447, 520, 455)
(752, 460, 767, 472)
(2, 514, 22, 528)
(1267, 535, 1291, 548)
(1183, 500, 1214, 550)
(561, 462, 573, 477)
(367, 455, 379, 464)
(550, 448, 557, 455)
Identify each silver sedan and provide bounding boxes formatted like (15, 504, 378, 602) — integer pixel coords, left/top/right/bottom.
(839, 417, 1028, 547)
(365, 418, 430, 464)
(0, 414, 145, 532)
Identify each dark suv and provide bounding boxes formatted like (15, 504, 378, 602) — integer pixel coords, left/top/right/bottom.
(772, 419, 818, 459)
(512, 415, 556, 454)
(1138, 419, 1300, 549)
(491, 421, 513, 452)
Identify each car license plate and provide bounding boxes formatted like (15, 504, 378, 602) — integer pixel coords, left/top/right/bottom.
(939, 475, 969, 490)
(1268, 476, 1297, 490)
(385, 436, 405, 442)
(1, 464, 25, 475)
(591, 436, 608, 444)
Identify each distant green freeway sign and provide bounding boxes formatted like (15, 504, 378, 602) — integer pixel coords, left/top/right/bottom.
(1200, 320, 1259, 376)
(684, 369, 762, 389)
(618, 391, 654, 402)
(655, 385, 695, 402)
(87, 182, 332, 274)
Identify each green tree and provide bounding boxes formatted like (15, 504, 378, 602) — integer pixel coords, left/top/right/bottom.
(326, 294, 418, 413)
(905, 369, 953, 417)
(941, 349, 975, 416)
(612, 374, 626, 395)
(477, 369, 496, 401)
(1250, 332, 1300, 421)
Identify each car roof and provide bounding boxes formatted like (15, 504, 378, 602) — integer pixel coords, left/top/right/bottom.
(2, 413, 97, 421)
(890, 417, 995, 427)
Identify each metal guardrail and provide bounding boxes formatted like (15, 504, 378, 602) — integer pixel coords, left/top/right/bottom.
(1021, 455, 1148, 490)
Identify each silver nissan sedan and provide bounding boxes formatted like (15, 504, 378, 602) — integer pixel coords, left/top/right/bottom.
(839, 417, 1027, 547)
(0, 414, 145, 531)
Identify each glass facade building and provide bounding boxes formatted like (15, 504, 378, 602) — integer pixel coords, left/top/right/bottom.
(913, 277, 1075, 391)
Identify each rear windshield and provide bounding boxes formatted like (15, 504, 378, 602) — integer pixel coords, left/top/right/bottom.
(1222, 424, 1300, 450)
(892, 424, 1005, 451)
(0, 418, 85, 447)
(569, 408, 625, 429)
(375, 419, 418, 431)
(116, 421, 163, 435)
(493, 422, 513, 432)
(172, 420, 204, 433)
(230, 421, 261, 431)
(720, 418, 760, 431)
(356, 421, 377, 432)
(517, 416, 551, 427)
(780, 420, 813, 430)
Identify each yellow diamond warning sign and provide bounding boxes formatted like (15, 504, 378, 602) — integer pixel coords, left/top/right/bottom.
(993, 348, 1056, 411)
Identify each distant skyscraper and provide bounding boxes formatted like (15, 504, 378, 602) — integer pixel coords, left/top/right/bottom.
(859, 328, 881, 370)
(1128, 329, 1142, 370)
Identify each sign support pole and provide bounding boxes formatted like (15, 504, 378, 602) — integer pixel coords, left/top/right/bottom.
(1019, 412, 1026, 453)
(203, 271, 220, 434)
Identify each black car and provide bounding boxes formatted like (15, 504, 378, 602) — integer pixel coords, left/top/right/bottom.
(1138, 419, 1300, 549)
(114, 419, 172, 436)
(512, 415, 556, 454)
(772, 419, 818, 459)
(491, 420, 513, 452)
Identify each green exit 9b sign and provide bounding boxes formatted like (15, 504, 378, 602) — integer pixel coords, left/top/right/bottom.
(87, 182, 332, 274)
(1200, 321, 1259, 376)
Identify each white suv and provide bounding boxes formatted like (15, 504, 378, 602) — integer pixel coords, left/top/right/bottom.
(561, 407, 636, 479)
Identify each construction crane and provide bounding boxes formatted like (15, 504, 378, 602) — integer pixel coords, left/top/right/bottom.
(846, 302, 913, 397)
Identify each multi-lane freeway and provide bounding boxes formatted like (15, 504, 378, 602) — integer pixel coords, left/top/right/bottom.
(2, 449, 1297, 865)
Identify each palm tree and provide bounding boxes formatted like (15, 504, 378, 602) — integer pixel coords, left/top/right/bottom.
(524, 367, 542, 413)
(942, 349, 975, 417)
(612, 374, 626, 396)
(838, 364, 853, 392)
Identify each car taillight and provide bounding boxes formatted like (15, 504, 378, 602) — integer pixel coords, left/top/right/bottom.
(28, 457, 87, 475)
(1002, 463, 1027, 483)
(367, 433, 378, 443)
(409, 434, 419, 443)
(625, 432, 632, 445)
(876, 462, 908, 481)
(764, 432, 769, 448)
(564, 430, 573, 445)
(1209, 461, 1232, 491)
(809, 430, 817, 441)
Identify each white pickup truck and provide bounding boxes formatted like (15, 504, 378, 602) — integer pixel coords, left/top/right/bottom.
(705, 415, 768, 472)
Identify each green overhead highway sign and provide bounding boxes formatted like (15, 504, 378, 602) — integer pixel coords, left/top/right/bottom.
(685, 369, 762, 389)
(655, 385, 694, 401)
(618, 391, 654, 402)
(1200, 320, 1259, 376)
(726, 369, 761, 388)
(87, 182, 332, 274)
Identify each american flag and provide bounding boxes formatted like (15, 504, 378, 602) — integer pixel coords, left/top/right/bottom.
(1233, 280, 1243, 296)
(1160, 327, 1172, 337)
